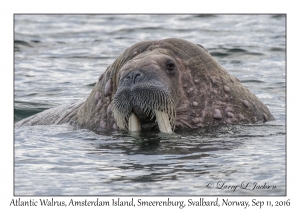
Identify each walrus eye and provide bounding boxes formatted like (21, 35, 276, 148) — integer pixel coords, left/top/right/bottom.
(166, 60, 176, 74)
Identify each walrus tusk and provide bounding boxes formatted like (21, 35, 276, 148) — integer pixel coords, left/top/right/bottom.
(128, 113, 141, 132)
(155, 110, 173, 134)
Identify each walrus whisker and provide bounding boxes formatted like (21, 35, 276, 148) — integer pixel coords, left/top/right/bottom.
(112, 83, 176, 132)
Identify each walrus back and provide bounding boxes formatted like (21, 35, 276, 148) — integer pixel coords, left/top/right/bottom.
(15, 100, 84, 127)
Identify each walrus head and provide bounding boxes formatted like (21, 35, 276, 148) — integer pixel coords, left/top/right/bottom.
(112, 49, 179, 133)
(74, 38, 274, 134)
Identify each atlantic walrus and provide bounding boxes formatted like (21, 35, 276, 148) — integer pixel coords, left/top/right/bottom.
(15, 38, 274, 133)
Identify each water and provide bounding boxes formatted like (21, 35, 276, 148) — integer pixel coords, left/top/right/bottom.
(14, 14, 286, 195)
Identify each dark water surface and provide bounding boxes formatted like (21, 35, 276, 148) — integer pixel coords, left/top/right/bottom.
(14, 15, 286, 195)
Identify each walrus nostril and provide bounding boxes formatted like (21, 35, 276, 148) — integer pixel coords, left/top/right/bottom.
(126, 70, 143, 84)
(134, 72, 141, 83)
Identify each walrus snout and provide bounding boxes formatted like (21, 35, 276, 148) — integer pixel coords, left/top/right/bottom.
(112, 80, 176, 133)
(112, 66, 176, 133)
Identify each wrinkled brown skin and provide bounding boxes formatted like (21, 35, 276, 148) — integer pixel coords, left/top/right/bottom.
(16, 38, 274, 132)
